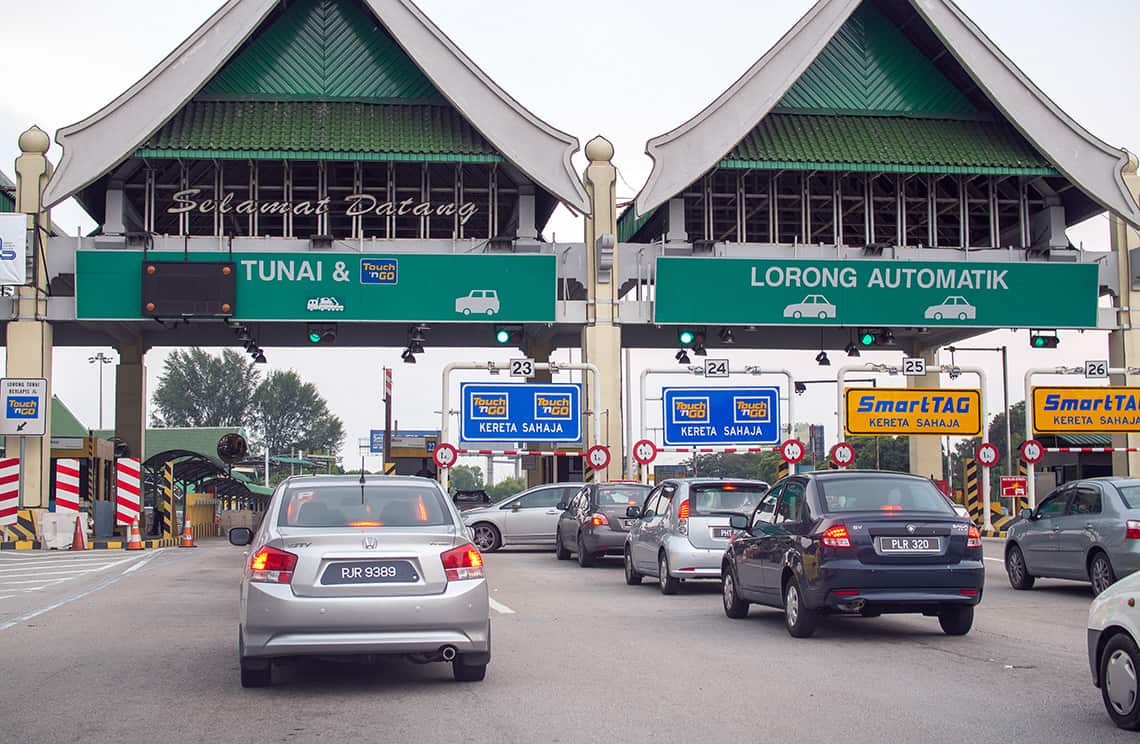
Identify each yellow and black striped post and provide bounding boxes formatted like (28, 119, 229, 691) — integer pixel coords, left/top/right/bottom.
(1016, 460, 1030, 514)
(384, 463, 397, 476)
(583, 457, 595, 484)
(777, 461, 790, 481)
(964, 459, 981, 527)
(162, 461, 175, 540)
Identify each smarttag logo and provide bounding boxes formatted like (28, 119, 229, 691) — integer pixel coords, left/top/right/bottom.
(733, 397, 771, 424)
(360, 258, 398, 285)
(0, 237, 14, 262)
(671, 397, 710, 425)
(469, 392, 509, 420)
(534, 394, 572, 421)
(6, 396, 38, 419)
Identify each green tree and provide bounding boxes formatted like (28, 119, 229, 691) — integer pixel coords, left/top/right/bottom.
(151, 348, 259, 427)
(449, 465, 484, 492)
(682, 452, 783, 483)
(252, 370, 345, 458)
(848, 436, 910, 473)
(951, 401, 1026, 489)
(487, 477, 526, 502)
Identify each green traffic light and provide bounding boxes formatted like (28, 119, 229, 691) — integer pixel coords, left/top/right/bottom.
(496, 329, 512, 344)
(860, 331, 876, 346)
(308, 332, 322, 344)
(1032, 336, 1045, 348)
(678, 329, 696, 346)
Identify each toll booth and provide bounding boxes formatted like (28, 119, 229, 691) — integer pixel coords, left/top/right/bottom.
(1036, 434, 1113, 488)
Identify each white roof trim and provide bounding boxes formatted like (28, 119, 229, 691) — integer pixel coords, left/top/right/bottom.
(45, 0, 588, 215)
(635, 0, 1140, 227)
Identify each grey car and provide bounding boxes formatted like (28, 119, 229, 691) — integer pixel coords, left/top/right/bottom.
(555, 482, 652, 567)
(624, 478, 769, 594)
(229, 476, 490, 687)
(463, 482, 584, 552)
(1005, 477, 1140, 596)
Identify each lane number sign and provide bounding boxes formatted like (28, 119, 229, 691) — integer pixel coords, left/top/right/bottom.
(1085, 360, 1109, 380)
(1020, 439, 1045, 465)
(704, 359, 730, 378)
(432, 443, 458, 470)
(902, 358, 927, 377)
(510, 359, 536, 378)
(830, 442, 855, 469)
(586, 445, 611, 471)
(975, 442, 1000, 469)
(632, 440, 658, 466)
(780, 439, 806, 465)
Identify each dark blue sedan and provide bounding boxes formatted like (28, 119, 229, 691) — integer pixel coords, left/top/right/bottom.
(722, 471, 984, 637)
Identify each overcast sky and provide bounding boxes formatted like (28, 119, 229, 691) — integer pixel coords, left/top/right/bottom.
(2, 0, 1139, 479)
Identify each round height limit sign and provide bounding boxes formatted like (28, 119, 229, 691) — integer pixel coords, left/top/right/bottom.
(432, 443, 458, 470)
(975, 442, 1000, 469)
(586, 445, 611, 472)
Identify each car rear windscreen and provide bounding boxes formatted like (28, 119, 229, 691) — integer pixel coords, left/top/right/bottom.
(818, 477, 954, 514)
(278, 484, 452, 528)
(596, 485, 651, 507)
(690, 484, 768, 516)
(1117, 485, 1140, 509)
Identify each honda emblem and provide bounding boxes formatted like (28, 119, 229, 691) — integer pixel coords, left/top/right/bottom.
(362, 536, 379, 550)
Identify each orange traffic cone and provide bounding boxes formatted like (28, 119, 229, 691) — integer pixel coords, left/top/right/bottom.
(126, 520, 144, 551)
(70, 515, 86, 551)
(180, 517, 196, 548)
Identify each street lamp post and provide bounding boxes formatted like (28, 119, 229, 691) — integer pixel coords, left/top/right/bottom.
(797, 377, 878, 468)
(88, 352, 115, 429)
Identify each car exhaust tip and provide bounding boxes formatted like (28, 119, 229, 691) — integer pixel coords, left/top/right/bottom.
(440, 645, 458, 661)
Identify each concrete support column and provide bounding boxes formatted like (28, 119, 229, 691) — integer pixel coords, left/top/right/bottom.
(516, 185, 538, 242)
(1109, 153, 1140, 475)
(907, 344, 944, 480)
(666, 198, 688, 243)
(114, 343, 147, 461)
(5, 127, 54, 508)
(581, 137, 623, 481)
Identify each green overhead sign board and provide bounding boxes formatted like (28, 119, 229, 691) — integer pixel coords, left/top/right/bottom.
(654, 257, 1099, 329)
(76, 251, 556, 322)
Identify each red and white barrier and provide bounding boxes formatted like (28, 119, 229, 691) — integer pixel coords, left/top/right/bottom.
(0, 458, 19, 527)
(115, 457, 142, 527)
(54, 458, 81, 512)
(653, 446, 779, 455)
(455, 449, 588, 457)
(1046, 447, 1140, 454)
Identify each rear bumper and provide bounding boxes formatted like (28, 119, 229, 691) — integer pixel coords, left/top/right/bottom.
(808, 559, 985, 611)
(582, 528, 630, 554)
(240, 579, 490, 658)
(665, 540, 726, 578)
(1089, 628, 1103, 687)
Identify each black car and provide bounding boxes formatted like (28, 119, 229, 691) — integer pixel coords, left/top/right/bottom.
(721, 470, 984, 638)
(555, 482, 652, 567)
(453, 489, 491, 511)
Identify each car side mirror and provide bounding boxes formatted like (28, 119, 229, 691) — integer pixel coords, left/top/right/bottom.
(511, 502, 521, 512)
(729, 514, 749, 530)
(557, 502, 568, 511)
(229, 527, 253, 546)
(626, 505, 641, 518)
(1019, 508, 1034, 521)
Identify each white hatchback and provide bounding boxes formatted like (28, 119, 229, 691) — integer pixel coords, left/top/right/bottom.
(1089, 569, 1140, 729)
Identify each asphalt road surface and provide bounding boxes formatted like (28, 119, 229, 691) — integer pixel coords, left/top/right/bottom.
(0, 540, 1126, 743)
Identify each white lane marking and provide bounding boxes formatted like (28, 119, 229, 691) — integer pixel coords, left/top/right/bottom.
(984, 557, 1003, 564)
(0, 577, 70, 586)
(0, 596, 11, 601)
(489, 598, 516, 615)
(123, 552, 161, 574)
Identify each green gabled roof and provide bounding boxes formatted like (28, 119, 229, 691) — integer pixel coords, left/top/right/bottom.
(0, 171, 14, 212)
(721, 114, 1058, 176)
(779, 2, 975, 116)
(617, 205, 658, 243)
(137, 100, 500, 162)
(51, 397, 89, 439)
(201, 0, 442, 102)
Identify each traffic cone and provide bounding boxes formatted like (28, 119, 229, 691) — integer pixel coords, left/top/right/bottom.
(70, 515, 86, 551)
(126, 520, 144, 551)
(180, 517, 196, 548)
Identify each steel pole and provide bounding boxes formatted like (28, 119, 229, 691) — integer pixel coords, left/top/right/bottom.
(1002, 346, 1012, 475)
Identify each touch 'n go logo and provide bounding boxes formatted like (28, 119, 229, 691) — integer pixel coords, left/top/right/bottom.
(470, 393, 509, 420)
(0, 238, 15, 262)
(733, 396, 771, 424)
(534, 394, 572, 421)
(671, 397, 710, 424)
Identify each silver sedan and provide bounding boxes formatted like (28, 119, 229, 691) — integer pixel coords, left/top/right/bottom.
(463, 482, 584, 552)
(229, 475, 490, 687)
(1005, 477, 1140, 596)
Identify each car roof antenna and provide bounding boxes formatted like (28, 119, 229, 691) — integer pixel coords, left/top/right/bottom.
(359, 456, 366, 503)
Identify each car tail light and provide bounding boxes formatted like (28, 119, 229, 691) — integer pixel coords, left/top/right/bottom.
(441, 545, 484, 581)
(959, 589, 979, 596)
(1127, 520, 1140, 539)
(833, 590, 859, 597)
(590, 513, 609, 527)
(821, 525, 852, 548)
(678, 500, 690, 519)
(348, 521, 384, 528)
(967, 525, 982, 548)
(880, 505, 903, 512)
(249, 546, 297, 584)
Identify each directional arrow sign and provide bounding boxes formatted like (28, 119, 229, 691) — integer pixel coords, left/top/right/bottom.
(780, 439, 806, 465)
(586, 445, 611, 472)
(830, 442, 856, 469)
(632, 440, 658, 466)
(432, 443, 458, 470)
(1020, 439, 1045, 465)
(975, 442, 1000, 469)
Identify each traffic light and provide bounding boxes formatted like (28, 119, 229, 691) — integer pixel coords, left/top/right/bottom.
(678, 329, 696, 346)
(494, 326, 522, 346)
(307, 323, 337, 345)
(857, 328, 894, 347)
(1030, 330, 1060, 349)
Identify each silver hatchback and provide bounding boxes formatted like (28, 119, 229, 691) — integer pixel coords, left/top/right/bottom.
(624, 479, 769, 594)
(1005, 477, 1140, 596)
(229, 476, 490, 687)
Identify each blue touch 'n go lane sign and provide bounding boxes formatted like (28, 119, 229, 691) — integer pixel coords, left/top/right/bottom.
(662, 387, 781, 446)
(461, 383, 582, 443)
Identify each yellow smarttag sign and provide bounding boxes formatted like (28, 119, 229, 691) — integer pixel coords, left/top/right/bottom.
(1032, 387, 1140, 433)
(844, 388, 983, 436)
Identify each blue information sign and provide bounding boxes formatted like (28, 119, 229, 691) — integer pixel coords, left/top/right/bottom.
(461, 383, 582, 443)
(662, 387, 781, 447)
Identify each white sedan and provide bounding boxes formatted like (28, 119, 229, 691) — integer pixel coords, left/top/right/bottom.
(782, 295, 837, 320)
(924, 296, 976, 321)
(1089, 569, 1140, 729)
